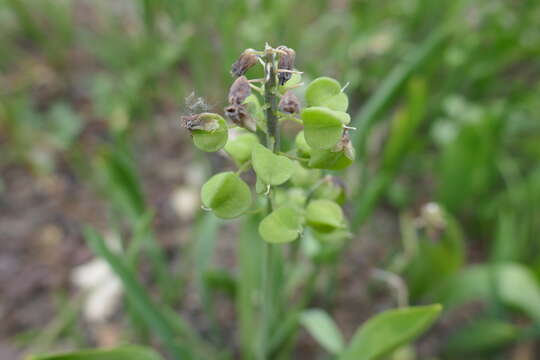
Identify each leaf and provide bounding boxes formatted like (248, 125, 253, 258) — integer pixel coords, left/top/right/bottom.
(82, 229, 188, 359)
(351, 28, 449, 158)
(252, 144, 294, 185)
(339, 304, 442, 360)
(301, 107, 349, 149)
(306, 199, 344, 232)
(192, 113, 228, 152)
(201, 172, 252, 219)
(224, 132, 259, 165)
(300, 309, 345, 355)
(444, 318, 519, 355)
(259, 206, 302, 244)
(305, 77, 349, 112)
(433, 263, 540, 322)
(28, 345, 163, 360)
(309, 148, 354, 171)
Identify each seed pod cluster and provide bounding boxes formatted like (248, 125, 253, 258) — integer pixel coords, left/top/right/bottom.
(277, 45, 296, 85)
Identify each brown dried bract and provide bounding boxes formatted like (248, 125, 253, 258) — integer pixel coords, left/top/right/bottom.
(228, 76, 251, 105)
(224, 104, 256, 132)
(332, 132, 355, 160)
(181, 113, 219, 132)
(231, 49, 258, 77)
(278, 91, 300, 114)
(277, 46, 296, 85)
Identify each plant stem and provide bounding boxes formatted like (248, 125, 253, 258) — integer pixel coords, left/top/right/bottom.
(259, 44, 282, 360)
(264, 44, 280, 152)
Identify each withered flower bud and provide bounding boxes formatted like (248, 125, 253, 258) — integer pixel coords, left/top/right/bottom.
(231, 49, 258, 77)
(277, 46, 296, 85)
(278, 91, 301, 114)
(228, 76, 251, 105)
(332, 132, 355, 160)
(224, 104, 256, 132)
(181, 113, 219, 132)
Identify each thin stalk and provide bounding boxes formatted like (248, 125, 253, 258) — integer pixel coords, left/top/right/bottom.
(258, 44, 282, 360)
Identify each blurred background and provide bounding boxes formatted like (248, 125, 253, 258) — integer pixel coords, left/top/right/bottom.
(1, 0, 540, 359)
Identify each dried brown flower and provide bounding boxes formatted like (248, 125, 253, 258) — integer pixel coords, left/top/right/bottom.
(231, 49, 258, 77)
(224, 104, 256, 132)
(228, 76, 252, 105)
(181, 113, 219, 132)
(277, 46, 296, 85)
(278, 91, 301, 114)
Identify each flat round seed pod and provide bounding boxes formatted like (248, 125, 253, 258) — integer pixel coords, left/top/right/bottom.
(201, 172, 251, 219)
(224, 132, 259, 166)
(308, 147, 354, 170)
(295, 131, 312, 158)
(252, 144, 294, 185)
(259, 206, 302, 243)
(306, 199, 344, 233)
(192, 113, 228, 152)
(301, 107, 349, 149)
(305, 77, 349, 112)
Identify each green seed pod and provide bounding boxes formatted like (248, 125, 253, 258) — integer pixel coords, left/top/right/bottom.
(301, 107, 350, 149)
(186, 113, 228, 152)
(259, 206, 302, 243)
(201, 172, 252, 219)
(305, 77, 349, 112)
(224, 132, 259, 166)
(275, 187, 307, 209)
(290, 161, 321, 187)
(306, 199, 344, 232)
(252, 144, 294, 185)
(313, 176, 346, 204)
(295, 131, 312, 158)
(308, 133, 355, 170)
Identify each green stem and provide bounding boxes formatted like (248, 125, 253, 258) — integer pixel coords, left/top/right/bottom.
(258, 44, 282, 360)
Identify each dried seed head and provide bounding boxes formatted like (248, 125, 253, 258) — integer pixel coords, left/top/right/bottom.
(228, 76, 252, 105)
(332, 132, 355, 160)
(278, 91, 301, 114)
(224, 104, 257, 132)
(231, 49, 258, 77)
(181, 113, 220, 132)
(277, 46, 296, 85)
(184, 92, 210, 114)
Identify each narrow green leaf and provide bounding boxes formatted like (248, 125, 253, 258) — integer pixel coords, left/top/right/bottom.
(339, 304, 442, 360)
(28, 345, 163, 360)
(300, 309, 345, 355)
(351, 28, 449, 157)
(444, 318, 520, 355)
(433, 263, 540, 323)
(82, 229, 187, 359)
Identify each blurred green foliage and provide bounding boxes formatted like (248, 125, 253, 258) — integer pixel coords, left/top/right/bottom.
(1, 0, 540, 359)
